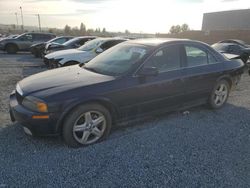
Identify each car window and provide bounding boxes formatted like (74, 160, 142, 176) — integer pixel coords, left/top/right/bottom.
(100, 40, 124, 51)
(145, 45, 181, 72)
(228, 45, 241, 53)
(54, 38, 67, 44)
(185, 45, 208, 67)
(33, 34, 52, 41)
(77, 38, 91, 46)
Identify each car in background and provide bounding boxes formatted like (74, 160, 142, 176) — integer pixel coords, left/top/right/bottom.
(10, 38, 244, 147)
(212, 42, 250, 63)
(0, 32, 55, 54)
(30, 36, 73, 58)
(218, 39, 250, 48)
(43, 36, 96, 56)
(44, 38, 127, 68)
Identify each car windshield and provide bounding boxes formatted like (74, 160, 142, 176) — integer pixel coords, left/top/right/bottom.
(84, 43, 149, 76)
(78, 38, 103, 51)
(63, 38, 80, 46)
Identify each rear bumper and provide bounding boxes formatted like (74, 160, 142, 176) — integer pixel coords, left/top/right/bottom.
(9, 92, 61, 136)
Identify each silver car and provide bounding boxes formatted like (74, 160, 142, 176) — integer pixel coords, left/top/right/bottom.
(0, 32, 55, 54)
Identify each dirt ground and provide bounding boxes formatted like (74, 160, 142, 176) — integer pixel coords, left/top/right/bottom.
(0, 52, 45, 127)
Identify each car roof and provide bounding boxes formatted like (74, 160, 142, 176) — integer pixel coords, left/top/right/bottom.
(219, 39, 246, 44)
(25, 32, 55, 35)
(75, 36, 97, 39)
(127, 38, 191, 47)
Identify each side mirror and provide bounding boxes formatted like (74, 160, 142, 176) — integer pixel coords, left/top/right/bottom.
(138, 67, 158, 77)
(95, 47, 104, 54)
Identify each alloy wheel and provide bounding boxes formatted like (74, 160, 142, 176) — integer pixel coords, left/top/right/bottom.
(213, 83, 228, 106)
(72, 111, 106, 145)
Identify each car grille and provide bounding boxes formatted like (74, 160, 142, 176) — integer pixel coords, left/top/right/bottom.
(16, 90, 23, 104)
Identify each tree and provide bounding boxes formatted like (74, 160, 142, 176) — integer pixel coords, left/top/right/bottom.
(80, 23, 86, 35)
(181, 24, 190, 32)
(169, 25, 181, 34)
(102, 28, 106, 33)
(64, 25, 71, 35)
(125, 29, 130, 35)
(169, 24, 190, 34)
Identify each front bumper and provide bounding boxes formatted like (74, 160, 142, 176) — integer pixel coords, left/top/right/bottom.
(9, 91, 60, 136)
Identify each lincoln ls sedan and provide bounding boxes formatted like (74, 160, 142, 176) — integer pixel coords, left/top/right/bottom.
(9, 39, 244, 147)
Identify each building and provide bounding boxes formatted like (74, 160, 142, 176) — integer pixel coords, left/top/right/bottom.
(202, 9, 250, 31)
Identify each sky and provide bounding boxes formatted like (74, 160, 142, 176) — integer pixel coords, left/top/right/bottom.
(0, 0, 249, 33)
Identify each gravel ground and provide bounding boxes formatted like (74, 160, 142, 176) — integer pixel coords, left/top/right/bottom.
(0, 52, 250, 187)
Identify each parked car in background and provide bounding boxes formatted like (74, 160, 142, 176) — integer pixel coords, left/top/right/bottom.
(43, 36, 96, 56)
(212, 42, 250, 63)
(30, 36, 73, 58)
(0, 32, 55, 54)
(10, 39, 244, 147)
(218, 39, 250, 48)
(44, 38, 127, 68)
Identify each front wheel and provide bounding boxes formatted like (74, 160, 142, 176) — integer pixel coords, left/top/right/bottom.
(62, 103, 112, 147)
(208, 80, 230, 109)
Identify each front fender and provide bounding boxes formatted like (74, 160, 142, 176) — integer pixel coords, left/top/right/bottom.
(55, 96, 120, 133)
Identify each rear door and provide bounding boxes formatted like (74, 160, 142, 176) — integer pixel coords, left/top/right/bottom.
(182, 44, 224, 103)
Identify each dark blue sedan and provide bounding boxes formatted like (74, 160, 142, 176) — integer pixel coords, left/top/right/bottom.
(9, 38, 244, 147)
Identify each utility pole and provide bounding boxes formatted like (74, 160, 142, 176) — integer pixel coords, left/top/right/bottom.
(20, 6, 24, 32)
(15, 12, 19, 30)
(37, 14, 41, 32)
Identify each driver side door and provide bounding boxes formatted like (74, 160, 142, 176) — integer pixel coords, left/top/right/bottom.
(18, 34, 33, 50)
(118, 44, 186, 118)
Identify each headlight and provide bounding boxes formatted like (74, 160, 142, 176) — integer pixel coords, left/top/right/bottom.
(22, 96, 48, 113)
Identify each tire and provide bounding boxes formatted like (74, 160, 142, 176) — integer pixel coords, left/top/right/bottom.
(63, 61, 79, 67)
(34, 50, 40, 58)
(208, 80, 230, 109)
(241, 53, 249, 64)
(62, 103, 112, 148)
(6, 44, 18, 54)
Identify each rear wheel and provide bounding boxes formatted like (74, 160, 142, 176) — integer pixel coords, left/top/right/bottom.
(6, 44, 18, 54)
(208, 80, 230, 109)
(62, 103, 112, 147)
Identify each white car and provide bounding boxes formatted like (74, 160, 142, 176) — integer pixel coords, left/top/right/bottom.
(44, 38, 127, 68)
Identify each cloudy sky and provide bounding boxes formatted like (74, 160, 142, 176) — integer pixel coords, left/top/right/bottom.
(0, 0, 249, 33)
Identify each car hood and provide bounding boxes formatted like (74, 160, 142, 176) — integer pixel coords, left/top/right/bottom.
(0, 38, 15, 43)
(18, 65, 115, 97)
(45, 49, 83, 59)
